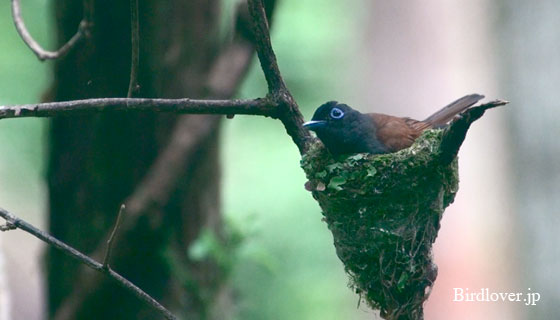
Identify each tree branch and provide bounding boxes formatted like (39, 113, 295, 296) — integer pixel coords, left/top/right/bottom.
(247, 0, 313, 154)
(0, 207, 177, 320)
(0, 97, 277, 120)
(247, 0, 285, 93)
(11, 0, 91, 61)
(127, 0, 140, 97)
(103, 204, 125, 269)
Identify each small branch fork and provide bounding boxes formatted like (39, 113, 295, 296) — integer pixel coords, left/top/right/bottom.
(0, 207, 177, 320)
(10, 0, 91, 61)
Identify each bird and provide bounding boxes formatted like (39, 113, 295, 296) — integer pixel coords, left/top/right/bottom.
(303, 94, 484, 155)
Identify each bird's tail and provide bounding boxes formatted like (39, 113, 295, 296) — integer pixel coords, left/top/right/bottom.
(423, 94, 485, 128)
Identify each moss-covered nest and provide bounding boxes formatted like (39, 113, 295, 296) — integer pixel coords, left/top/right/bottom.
(300, 100, 507, 320)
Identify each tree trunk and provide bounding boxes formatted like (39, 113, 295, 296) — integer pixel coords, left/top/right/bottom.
(46, 0, 260, 319)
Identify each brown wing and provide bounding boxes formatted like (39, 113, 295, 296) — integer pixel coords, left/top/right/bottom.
(370, 114, 431, 152)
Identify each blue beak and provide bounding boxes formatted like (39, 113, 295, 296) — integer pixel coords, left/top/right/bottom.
(303, 120, 327, 130)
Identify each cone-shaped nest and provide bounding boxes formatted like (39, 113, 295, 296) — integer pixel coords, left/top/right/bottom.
(301, 129, 457, 319)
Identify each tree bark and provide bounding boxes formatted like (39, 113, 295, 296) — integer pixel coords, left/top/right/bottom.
(46, 0, 257, 319)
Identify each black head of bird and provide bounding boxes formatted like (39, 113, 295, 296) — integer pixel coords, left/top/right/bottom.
(303, 94, 484, 156)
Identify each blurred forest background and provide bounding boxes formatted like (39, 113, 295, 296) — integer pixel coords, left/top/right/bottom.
(0, 0, 558, 319)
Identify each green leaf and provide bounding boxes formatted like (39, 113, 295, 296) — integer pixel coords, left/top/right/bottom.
(327, 176, 347, 190)
(347, 154, 365, 162)
(397, 272, 409, 291)
(188, 229, 222, 261)
(316, 170, 327, 178)
(326, 163, 343, 172)
(367, 167, 377, 177)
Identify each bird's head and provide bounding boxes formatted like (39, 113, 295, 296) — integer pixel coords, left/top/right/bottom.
(304, 101, 375, 155)
(303, 101, 359, 131)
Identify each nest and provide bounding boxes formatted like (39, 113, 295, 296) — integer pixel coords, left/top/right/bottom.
(300, 100, 507, 320)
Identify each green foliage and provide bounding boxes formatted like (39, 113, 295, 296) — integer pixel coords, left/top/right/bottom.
(301, 129, 459, 319)
(189, 220, 245, 275)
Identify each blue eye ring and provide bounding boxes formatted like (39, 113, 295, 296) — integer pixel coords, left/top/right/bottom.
(330, 107, 344, 119)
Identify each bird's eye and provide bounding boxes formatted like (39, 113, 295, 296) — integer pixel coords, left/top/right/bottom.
(330, 107, 344, 119)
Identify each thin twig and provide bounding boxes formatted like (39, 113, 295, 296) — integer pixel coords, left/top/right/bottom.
(127, 0, 140, 97)
(0, 97, 277, 120)
(83, 0, 94, 23)
(11, 0, 90, 61)
(0, 207, 177, 320)
(103, 204, 125, 269)
(247, 0, 312, 153)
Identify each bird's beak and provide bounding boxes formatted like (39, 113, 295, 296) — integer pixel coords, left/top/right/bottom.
(303, 120, 327, 130)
